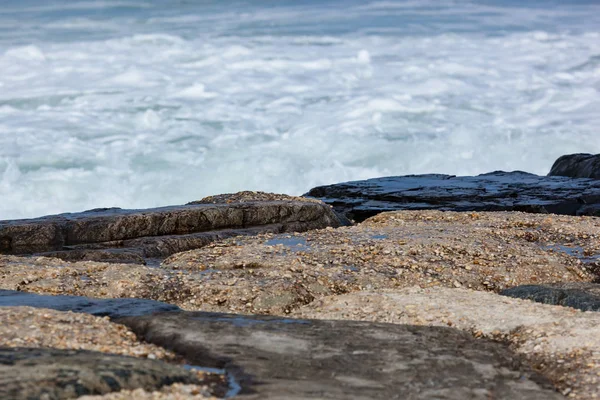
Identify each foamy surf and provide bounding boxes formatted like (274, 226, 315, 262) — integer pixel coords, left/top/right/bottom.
(1, 0, 599, 219)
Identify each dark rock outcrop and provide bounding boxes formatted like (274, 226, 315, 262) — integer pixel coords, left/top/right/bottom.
(548, 153, 600, 180)
(501, 283, 600, 312)
(305, 171, 600, 222)
(0, 194, 343, 264)
(0, 347, 201, 400)
(117, 311, 561, 399)
(0, 289, 179, 318)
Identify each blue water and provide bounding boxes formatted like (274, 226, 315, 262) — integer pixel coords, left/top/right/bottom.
(1, 0, 599, 219)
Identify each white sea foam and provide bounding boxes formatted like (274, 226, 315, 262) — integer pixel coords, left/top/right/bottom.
(0, 0, 599, 219)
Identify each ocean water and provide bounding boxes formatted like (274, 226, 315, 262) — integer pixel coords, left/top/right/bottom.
(1, 0, 599, 219)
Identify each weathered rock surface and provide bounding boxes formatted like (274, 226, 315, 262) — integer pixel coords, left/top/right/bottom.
(0, 289, 180, 318)
(501, 282, 600, 311)
(2, 205, 599, 398)
(0, 192, 343, 264)
(118, 310, 560, 400)
(0, 306, 230, 399)
(2, 211, 597, 315)
(0, 347, 203, 400)
(293, 287, 600, 399)
(549, 153, 600, 180)
(77, 384, 220, 400)
(305, 171, 600, 222)
(0, 306, 179, 360)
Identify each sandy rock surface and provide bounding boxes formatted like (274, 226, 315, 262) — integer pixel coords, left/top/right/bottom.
(0, 307, 175, 359)
(189, 190, 323, 204)
(1, 209, 599, 399)
(1, 210, 598, 316)
(0, 307, 224, 399)
(293, 287, 600, 399)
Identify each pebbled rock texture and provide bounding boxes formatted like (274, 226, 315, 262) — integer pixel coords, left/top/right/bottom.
(501, 282, 600, 311)
(117, 311, 561, 400)
(0, 192, 343, 264)
(0, 347, 202, 400)
(548, 153, 600, 180)
(305, 171, 600, 222)
(2, 210, 597, 315)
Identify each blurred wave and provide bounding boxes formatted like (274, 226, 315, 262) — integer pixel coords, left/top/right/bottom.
(0, 0, 599, 219)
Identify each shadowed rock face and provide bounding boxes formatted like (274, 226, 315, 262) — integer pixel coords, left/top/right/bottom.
(548, 153, 600, 180)
(0, 195, 343, 264)
(501, 282, 600, 311)
(305, 171, 600, 222)
(0, 347, 201, 400)
(117, 311, 562, 400)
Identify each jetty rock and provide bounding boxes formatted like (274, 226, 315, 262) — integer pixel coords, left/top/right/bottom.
(548, 153, 600, 180)
(0, 192, 344, 265)
(305, 171, 600, 222)
(1, 206, 599, 398)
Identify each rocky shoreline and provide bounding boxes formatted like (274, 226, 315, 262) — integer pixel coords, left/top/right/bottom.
(1, 154, 599, 399)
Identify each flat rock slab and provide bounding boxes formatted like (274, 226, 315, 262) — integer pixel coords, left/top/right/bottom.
(501, 282, 600, 311)
(0, 347, 201, 400)
(0, 289, 179, 318)
(0, 192, 342, 264)
(293, 287, 600, 399)
(305, 171, 600, 221)
(117, 311, 560, 400)
(549, 153, 600, 180)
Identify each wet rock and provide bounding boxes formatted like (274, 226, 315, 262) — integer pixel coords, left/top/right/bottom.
(0, 347, 201, 400)
(305, 171, 600, 222)
(500, 282, 600, 311)
(118, 311, 560, 400)
(548, 153, 600, 180)
(0, 192, 343, 264)
(0, 289, 179, 318)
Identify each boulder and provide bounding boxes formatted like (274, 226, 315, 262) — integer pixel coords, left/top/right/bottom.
(548, 153, 600, 179)
(501, 282, 600, 311)
(0, 192, 343, 264)
(117, 310, 560, 400)
(0, 347, 201, 400)
(304, 171, 600, 222)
